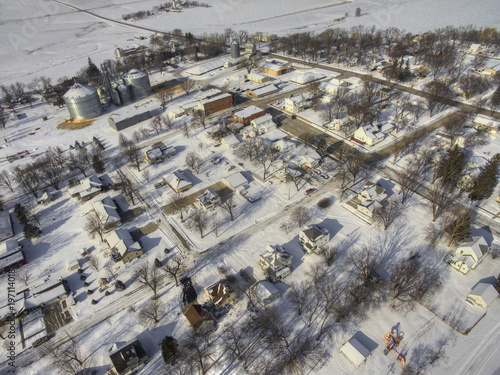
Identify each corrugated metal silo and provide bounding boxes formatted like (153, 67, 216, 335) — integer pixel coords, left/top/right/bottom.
(63, 84, 103, 120)
(117, 83, 132, 105)
(230, 40, 240, 59)
(124, 69, 152, 100)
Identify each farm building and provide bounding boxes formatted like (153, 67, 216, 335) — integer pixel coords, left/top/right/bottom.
(107, 105, 152, 132)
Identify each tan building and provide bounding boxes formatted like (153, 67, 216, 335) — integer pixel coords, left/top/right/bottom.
(205, 279, 237, 307)
(106, 229, 143, 263)
(257, 60, 291, 76)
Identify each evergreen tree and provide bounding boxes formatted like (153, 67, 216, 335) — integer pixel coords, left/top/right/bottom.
(86, 57, 100, 79)
(316, 137, 328, 157)
(92, 154, 105, 174)
(13, 203, 28, 225)
(161, 336, 180, 366)
(24, 222, 42, 240)
(469, 154, 500, 200)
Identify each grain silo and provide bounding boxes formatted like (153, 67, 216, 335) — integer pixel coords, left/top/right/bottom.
(124, 69, 152, 100)
(63, 84, 103, 121)
(230, 40, 240, 59)
(117, 83, 132, 105)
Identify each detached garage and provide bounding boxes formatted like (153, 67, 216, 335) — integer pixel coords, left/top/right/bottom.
(340, 336, 372, 368)
(467, 283, 499, 308)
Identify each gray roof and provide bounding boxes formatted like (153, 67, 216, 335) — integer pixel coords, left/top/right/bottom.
(469, 283, 499, 306)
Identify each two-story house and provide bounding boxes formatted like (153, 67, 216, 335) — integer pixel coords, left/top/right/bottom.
(298, 225, 330, 254)
(448, 236, 489, 274)
(259, 245, 292, 282)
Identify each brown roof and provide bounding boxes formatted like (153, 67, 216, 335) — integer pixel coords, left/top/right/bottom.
(206, 279, 233, 306)
(184, 304, 213, 330)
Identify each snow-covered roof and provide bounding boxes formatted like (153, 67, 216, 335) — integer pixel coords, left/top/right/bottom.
(251, 113, 273, 127)
(167, 170, 193, 191)
(0, 212, 12, 236)
(254, 280, 280, 304)
(258, 60, 287, 72)
(340, 337, 371, 368)
(300, 224, 329, 242)
(186, 60, 224, 75)
(197, 189, 219, 206)
(193, 89, 222, 101)
(199, 93, 232, 106)
(232, 105, 264, 119)
(63, 84, 97, 100)
(457, 236, 489, 260)
(469, 283, 499, 306)
(248, 84, 278, 97)
(246, 72, 267, 81)
(289, 72, 326, 85)
(0, 240, 19, 258)
(106, 229, 141, 257)
(0, 250, 25, 272)
(21, 309, 46, 340)
(93, 196, 120, 227)
(206, 279, 233, 306)
(222, 133, 240, 147)
(223, 172, 248, 189)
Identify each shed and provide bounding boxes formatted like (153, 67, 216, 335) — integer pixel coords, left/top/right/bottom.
(468, 283, 499, 308)
(254, 280, 281, 306)
(340, 337, 372, 368)
(221, 134, 240, 148)
(67, 260, 81, 272)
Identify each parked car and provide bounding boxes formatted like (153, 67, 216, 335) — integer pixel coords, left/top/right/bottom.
(305, 188, 316, 195)
(321, 174, 329, 180)
(32, 336, 50, 348)
(313, 169, 321, 175)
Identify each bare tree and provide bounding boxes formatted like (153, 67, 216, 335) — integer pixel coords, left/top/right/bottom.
(291, 206, 311, 228)
(13, 164, 40, 198)
(182, 330, 214, 375)
(424, 79, 453, 117)
(142, 169, 151, 182)
(347, 245, 383, 287)
(140, 127, 150, 139)
(162, 114, 174, 130)
(212, 213, 221, 238)
(373, 199, 402, 231)
(192, 110, 208, 129)
(124, 143, 142, 172)
(388, 257, 441, 310)
(319, 245, 337, 267)
(84, 210, 105, 242)
(443, 204, 473, 247)
(139, 300, 166, 325)
(253, 145, 277, 180)
(188, 210, 209, 238)
(104, 263, 118, 281)
(0, 103, 7, 129)
(185, 151, 202, 173)
(180, 79, 196, 95)
(150, 114, 164, 135)
(19, 269, 32, 286)
(38, 153, 64, 190)
(88, 254, 101, 272)
(39, 339, 89, 375)
(155, 91, 170, 109)
(443, 113, 468, 148)
(397, 159, 423, 204)
(134, 262, 164, 300)
(288, 281, 311, 316)
(171, 192, 186, 222)
(163, 254, 186, 287)
(117, 172, 138, 205)
(221, 194, 235, 221)
(428, 181, 459, 222)
(345, 152, 365, 182)
(0, 170, 15, 193)
(68, 149, 90, 177)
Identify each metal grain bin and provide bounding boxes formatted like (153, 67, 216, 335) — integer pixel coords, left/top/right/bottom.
(230, 40, 240, 59)
(63, 84, 103, 120)
(124, 69, 152, 100)
(117, 83, 132, 105)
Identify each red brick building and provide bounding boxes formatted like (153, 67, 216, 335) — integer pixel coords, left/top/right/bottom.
(231, 105, 266, 126)
(198, 93, 233, 115)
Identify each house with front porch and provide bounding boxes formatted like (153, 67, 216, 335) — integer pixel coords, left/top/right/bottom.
(447, 236, 489, 274)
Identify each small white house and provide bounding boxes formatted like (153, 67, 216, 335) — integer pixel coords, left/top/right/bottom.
(353, 181, 389, 219)
(340, 336, 372, 369)
(467, 283, 499, 308)
(448, 236, 489, 274)
(253, 280, 281, 306)
(222, 134, 240, 148)
(473, 115, 500, 134)
(285, 95, 309, 113)
(353, 125, 385, 146)
(196, 189, 220, 211)
(272, 139, 295, 153)
(251, 114, 277, 134)
(222, 172, 249, 194)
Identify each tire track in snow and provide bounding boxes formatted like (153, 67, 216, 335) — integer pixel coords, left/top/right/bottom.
(455, 319, 500, 375)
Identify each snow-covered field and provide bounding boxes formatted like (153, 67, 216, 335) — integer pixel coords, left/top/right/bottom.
(1, 1, 500, 374)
